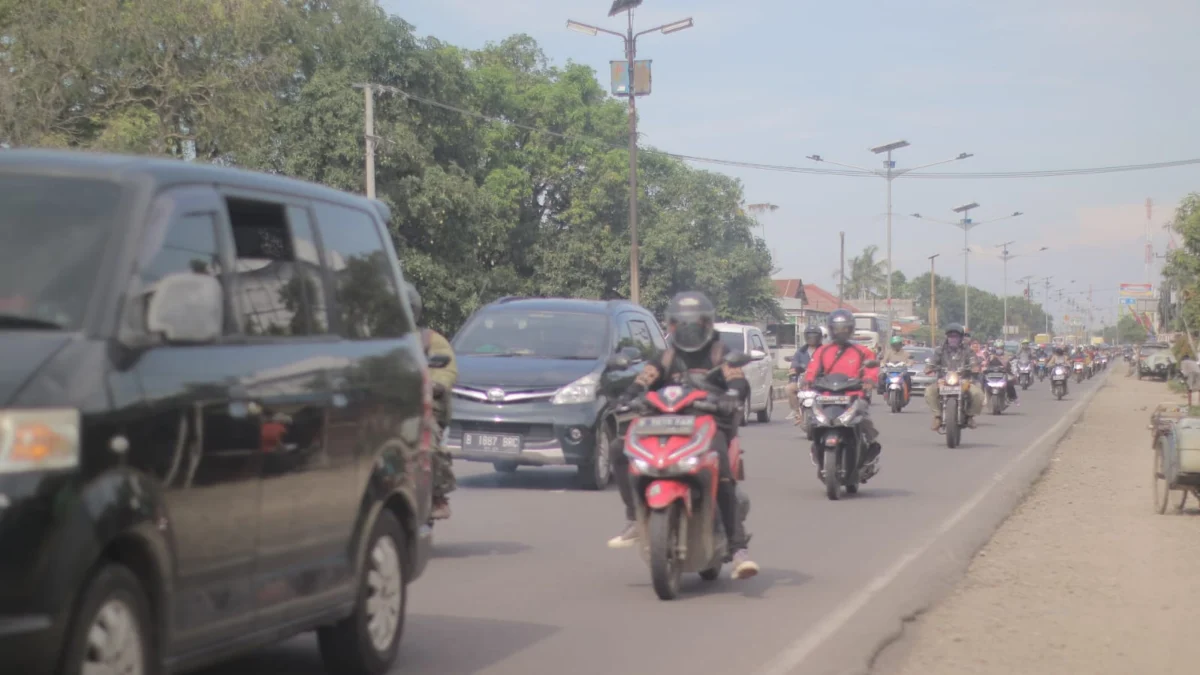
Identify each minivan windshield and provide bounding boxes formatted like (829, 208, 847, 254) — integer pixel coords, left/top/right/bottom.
(454, 309, 610, 359)
(718, 331, 745, 353)
(0, 174, 122, 330)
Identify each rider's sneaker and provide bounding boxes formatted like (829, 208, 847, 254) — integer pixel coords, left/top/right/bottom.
(967, 416, 978, 429)
(731, 549, 760, 580)
(931, 416, 942, 431)
(607, 521, 638, 549)
(431, 499, 451, 520)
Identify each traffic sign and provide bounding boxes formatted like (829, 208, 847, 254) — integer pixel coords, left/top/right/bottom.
(1119, 297, 1136, 305)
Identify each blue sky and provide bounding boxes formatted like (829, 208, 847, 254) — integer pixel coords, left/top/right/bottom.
(386, 0, 1200, 327)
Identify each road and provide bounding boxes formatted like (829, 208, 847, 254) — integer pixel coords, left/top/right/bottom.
(199, 373, 1104, 675)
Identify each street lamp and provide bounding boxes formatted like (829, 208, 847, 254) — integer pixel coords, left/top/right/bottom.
(910, 206, 1023, 332)
(807, 145, 972, 340)
(996, 244, 1048, 339)
(566, 10, 694, 305)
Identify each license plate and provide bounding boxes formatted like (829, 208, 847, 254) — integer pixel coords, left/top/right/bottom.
(633, 415, 696, 436)
(461, 431, 522, 454)
(816, 395, 852, 405)
(940, 385, 960, 394)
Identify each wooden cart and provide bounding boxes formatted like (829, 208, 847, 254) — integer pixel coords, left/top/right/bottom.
(1152, 404, 1200, 514)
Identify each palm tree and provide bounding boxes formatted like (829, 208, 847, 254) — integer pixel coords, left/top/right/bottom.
(832, 245, 887, 298)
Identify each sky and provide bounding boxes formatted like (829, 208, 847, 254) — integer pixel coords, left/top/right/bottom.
(385, 0, 1200, 327)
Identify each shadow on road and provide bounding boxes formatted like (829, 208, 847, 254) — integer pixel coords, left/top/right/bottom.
(433, 540, 532, 559)
(458, 468, 587, 491)
(626, 567, 812, 600)
(849, 487, 914, 500)
(194, 614, 559, 675)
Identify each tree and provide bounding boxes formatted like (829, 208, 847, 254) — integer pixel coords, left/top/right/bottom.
(833, 245, 887, 298)
(1115, 314, 1147, 344)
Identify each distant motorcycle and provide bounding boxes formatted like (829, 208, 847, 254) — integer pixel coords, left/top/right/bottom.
(1017, 361, 1034, 390)
(1050, 364, 1069, 400)
(1036, 358, 1048, 382)
(935, 365, 973, 449)
(883, 361, 911, 413)
(1074, 361, 1086, 383)
(983, 367, 1010, 415)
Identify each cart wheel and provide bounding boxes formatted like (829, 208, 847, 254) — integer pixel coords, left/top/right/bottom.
(1154, 442, 1170, 515)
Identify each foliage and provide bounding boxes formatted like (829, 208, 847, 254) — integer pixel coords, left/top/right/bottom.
(1174, 333, 1195, 362)
(1115, 314, 1147, 345)
(1162, 193, 1200, 339)
(908, 272, 1051, 340)
(1, 0, 778, 334)
(833, 245, 887, 298)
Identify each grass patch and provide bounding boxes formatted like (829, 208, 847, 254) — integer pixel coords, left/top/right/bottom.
(1169, 379, 1186, 394)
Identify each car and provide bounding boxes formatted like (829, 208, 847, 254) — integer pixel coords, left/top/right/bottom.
(1139, 343, 1176, 380)
(715, 322, 775, 423)
(445, 297, 663, 489)
(903, 346, 937, 393)
(0, 150, 434, 675)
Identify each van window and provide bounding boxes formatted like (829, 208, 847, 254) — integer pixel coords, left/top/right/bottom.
(311, 202, 409, 339)
(750, 333, 766, 353)
(625, 318, 658, 360)
(225, 198, 327, 337)
(140, 213, 222, 286)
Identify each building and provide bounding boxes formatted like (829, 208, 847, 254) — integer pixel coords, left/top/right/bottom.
(766, 279, 862, 367)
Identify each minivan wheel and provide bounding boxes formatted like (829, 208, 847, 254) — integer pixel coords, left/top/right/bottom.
(318, 510, 408, 675)
(61, 564, 156, 675)
(756, 391, 773, 423)
(578, 423, 613, 490)
(493, 461, 519, 473)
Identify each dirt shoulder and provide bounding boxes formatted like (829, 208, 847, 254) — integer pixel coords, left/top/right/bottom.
(880, 374, 1200, 675)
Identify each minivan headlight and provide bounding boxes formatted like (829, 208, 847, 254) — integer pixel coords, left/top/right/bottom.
(552, 373, 600, 405)
(0, 409, 80, 474)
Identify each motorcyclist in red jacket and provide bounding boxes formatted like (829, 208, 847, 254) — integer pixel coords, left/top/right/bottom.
(804, 309, 883, 466)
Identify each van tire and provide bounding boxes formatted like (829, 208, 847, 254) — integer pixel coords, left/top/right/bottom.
(60, 564, 157, 675)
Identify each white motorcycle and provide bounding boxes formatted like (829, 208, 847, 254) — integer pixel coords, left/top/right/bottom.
(983, 368, 1010, 415)
(1051, 364, 1069, 400)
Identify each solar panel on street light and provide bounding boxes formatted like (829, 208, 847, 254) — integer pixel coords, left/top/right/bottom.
(609, 0, 643, 17)
(953, 202, 980, 213)
(870, 140, 910, 154)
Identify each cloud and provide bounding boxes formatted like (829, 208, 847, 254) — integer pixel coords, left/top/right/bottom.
(1038, 203, 1157, 252)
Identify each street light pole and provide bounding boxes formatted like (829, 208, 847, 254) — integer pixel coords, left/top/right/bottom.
(997, 241, 1015, 338)
(928, 253, 940, 334)
(807, 145, 972, 341)
(566, 10, 694, 305)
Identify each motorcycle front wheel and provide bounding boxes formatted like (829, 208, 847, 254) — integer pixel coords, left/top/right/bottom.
(823, 450, 840, 501)
(890, 390, 902, 413)
(649, 505, 683, 600)
(945, 401, 961, 448)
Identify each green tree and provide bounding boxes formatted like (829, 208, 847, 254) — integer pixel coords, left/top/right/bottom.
(834, 245, 887, 299)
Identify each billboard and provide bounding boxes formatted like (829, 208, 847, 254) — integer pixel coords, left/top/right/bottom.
(1120, 283, 1153, 298)
(610, 60, 652, 96)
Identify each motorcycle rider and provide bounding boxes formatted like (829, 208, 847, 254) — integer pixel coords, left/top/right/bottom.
(787, 325, 823, 422)
(1046, 346, 1071, 393)
(984, 342, 1019, 405)
(1016, 339, 1034, 362)
(880, 335, 914, 395)
(404, 283, 458, 520)
(925, 323, 984, 430)
(606, 292, 759, 580)
(803, 309, 882, 465)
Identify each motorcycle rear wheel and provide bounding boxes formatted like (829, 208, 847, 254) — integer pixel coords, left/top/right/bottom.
(823, 450, 840, 501)
(649, 506, 683, 600)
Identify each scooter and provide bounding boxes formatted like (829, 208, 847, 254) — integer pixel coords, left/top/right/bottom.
(1017, 361, 1034, 390)
(1051, 364, 1069, 400)
(983, 368, 1010, 415)
(883, 361, 911, 413)
(616, 353, 752, 601)
(798, 388, 817, 439)
(1074, 361, 1086, 384)
(1036, 358, 1048, 382)
(809, 368, 878, 500)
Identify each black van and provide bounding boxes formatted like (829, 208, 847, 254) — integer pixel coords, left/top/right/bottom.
(0, 151, 434, 675)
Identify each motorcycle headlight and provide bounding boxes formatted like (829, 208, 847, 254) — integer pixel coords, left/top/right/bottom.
(551, 372, 600, 405)
(0, 408, 80, 475)
(812, 406, 830, 426)
(945, 372, 960, 386)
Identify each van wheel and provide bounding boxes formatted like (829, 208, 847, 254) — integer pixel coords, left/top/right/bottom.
(493, 461, 519, 473)
(318, 511, 407, 675)
(578, 423, 613, 490)
(756, 392, 773, 423)
(61, 564, 157, 675)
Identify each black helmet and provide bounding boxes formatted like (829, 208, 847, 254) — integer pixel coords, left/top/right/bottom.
(666, 291, 716, 353)
(945, 323, 964, 336)
(1054, 346, 1064, 355)
(803, 324, 823, 345)
(828, 309, 854, 345)
(403, 282, 423, 325)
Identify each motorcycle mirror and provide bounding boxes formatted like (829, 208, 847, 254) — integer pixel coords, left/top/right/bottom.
(725, 351, 753, 368)
(863, 359, 879, 369)
(925, 358, 933, 365)
(427, 353, 451, 369)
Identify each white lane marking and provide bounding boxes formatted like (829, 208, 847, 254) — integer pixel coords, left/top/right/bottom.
(752, 382, 1099, 675)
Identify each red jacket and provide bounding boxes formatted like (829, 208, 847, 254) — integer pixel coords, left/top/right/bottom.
(804, 343, 879, 387)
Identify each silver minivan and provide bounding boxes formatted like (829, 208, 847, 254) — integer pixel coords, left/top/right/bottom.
(715, 322, 774, 423)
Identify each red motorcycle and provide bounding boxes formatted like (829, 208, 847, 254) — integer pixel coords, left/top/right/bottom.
(614, 353, 751, 600)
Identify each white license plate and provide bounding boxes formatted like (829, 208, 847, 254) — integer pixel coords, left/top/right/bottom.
(633, 415, 696, 436)
(462, 432, 522, 454)
(816, 395, 852, 405)
(940, 385, 960, 394)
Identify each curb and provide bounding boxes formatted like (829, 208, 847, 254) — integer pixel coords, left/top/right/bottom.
(752, 370, 1113, 675)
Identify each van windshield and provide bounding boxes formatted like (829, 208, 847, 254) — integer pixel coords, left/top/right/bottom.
(0, 174, 122, 330)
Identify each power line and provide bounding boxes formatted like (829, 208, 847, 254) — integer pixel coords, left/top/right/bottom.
(371, 84, 1200, 180)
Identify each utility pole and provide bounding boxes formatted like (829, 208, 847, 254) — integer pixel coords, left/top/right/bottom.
(566, 5, 694, 305)
(997, 241, 1015, 339)
(838, 231, 846, 308)
(928, 253, 940, 335)
(353, 83, 377, 199)
(1040, 276, 1053, 336)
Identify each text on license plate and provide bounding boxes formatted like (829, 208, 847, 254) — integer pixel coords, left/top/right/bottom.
(462, 432, 522, 453)
(816, 395, 851, 405)
(634, 415, 696, 435)
(940, 385, 961, 394)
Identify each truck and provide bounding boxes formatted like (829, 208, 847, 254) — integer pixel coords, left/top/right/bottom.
(1034, 333, 1051, 346)
(851, 312, 886, 354)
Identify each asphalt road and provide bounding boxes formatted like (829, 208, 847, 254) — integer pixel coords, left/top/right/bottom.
(200, 372, 1105, 675)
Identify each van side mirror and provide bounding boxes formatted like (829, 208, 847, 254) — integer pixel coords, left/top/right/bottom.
(749, 349, 768, 361)
(427, 354, 451, 369)
(606, 354, 632, 371)
(146, 273, 223, 344)
(725, 351, 752, 368)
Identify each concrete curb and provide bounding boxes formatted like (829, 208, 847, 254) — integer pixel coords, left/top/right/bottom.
(751, 370, 1113, 675)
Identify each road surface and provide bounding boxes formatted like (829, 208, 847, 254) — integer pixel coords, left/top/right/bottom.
(199, 373, 1104, 675)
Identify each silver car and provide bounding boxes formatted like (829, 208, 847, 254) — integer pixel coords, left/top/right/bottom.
(904, 347, 936, 393)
